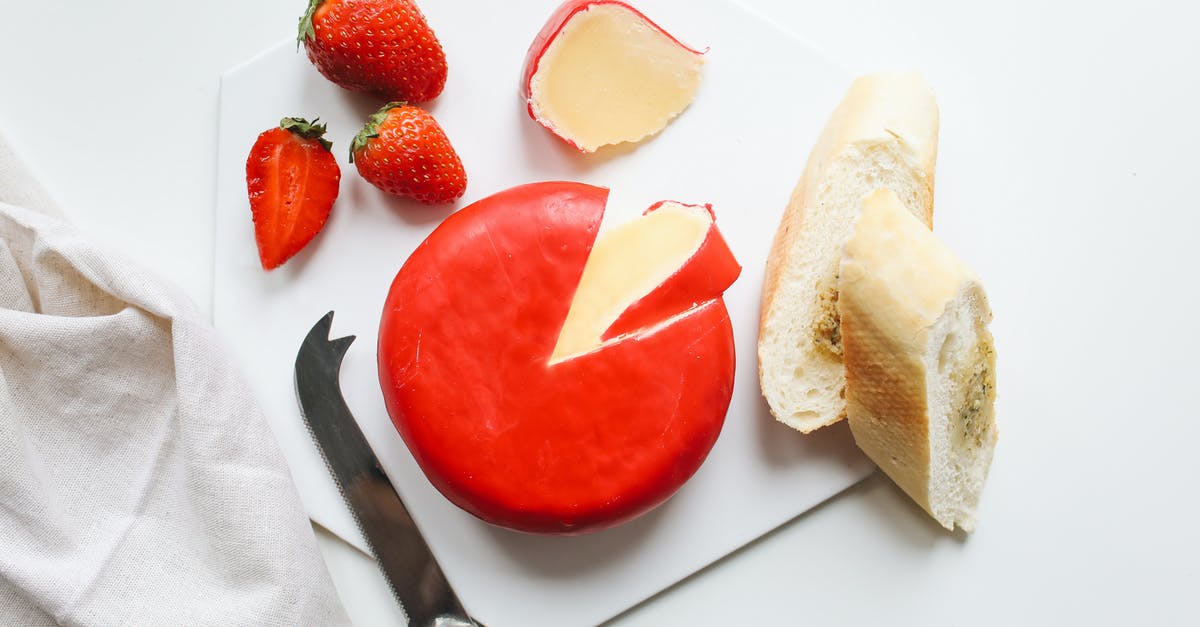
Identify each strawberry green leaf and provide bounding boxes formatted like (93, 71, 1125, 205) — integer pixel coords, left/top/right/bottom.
(349, 101, 407, 163)
(280, 117, 333, 152)
(297, 0, 324, 47)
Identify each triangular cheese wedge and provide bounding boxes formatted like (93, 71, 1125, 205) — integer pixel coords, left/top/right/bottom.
(552, 201, 738, 362)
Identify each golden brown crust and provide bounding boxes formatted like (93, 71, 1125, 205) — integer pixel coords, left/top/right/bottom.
(840, 189, 989, 527)
(839, 190, 950, 508)
(757, 129, 827, 341)
(841, 291, 932, 511)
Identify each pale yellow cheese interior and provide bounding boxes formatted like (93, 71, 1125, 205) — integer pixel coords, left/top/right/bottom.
(550, 203, 711, 363)
(530, 4, 704, 152)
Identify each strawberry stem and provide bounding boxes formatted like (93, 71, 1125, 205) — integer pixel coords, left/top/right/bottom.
(349, 101, 407, 163)
(280, 117, 333, 152)
(297, 0, 324, 47)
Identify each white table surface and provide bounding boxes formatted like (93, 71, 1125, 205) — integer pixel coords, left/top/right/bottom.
(2, 1, 1197, 625)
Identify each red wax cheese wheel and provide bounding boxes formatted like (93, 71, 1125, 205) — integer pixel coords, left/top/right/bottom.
(378, 181, 739, 534)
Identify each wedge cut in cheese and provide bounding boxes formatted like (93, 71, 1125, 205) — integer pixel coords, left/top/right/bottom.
(552, 201, 738, 362)
(377, 182, 740, 534)
(840, 188, 997, 532)
(522, 0, 705, 153)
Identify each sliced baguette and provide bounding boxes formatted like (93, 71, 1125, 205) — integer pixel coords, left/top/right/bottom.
(839, 189, 997, 532)
(758, 72, 939, 432)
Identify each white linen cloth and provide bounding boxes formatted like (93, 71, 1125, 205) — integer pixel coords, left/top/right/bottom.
(0, 133, 350, 625)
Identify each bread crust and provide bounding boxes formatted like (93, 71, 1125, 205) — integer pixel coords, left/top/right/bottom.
(840, 189, 966, 511)
(758, 72, 939, 431)
(840, 189, 994, 530)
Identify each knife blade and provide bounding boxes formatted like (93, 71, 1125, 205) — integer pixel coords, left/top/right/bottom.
(295, 311, 479, 627)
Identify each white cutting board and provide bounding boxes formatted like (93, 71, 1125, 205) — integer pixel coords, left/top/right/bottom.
(214, 1, 873, 625)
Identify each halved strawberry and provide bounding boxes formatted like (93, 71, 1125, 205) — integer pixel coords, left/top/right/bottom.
(245, 117, 341, 270)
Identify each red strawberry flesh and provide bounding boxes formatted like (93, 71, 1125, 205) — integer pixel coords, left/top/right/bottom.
(246, 118, 341, 270)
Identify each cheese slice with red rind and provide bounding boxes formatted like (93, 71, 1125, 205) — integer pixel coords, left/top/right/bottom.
(521, 0, 705, 152)
(377, 181, 738, 534)
(602, 202, 740, 342)
(550, 200, 740, 362)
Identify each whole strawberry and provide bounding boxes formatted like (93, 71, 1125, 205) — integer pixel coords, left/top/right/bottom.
(298, 0, 448, 103)
(246, 117, 341, 270)
(350, 102, 466, 204)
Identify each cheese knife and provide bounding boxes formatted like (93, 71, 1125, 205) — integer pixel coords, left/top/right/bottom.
(295, 311, 479, 627)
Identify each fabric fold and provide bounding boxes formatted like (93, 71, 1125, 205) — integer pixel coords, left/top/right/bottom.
(0, 138, 348, 625)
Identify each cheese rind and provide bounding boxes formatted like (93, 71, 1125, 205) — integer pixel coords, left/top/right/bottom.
(524, 1, 704, 152)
